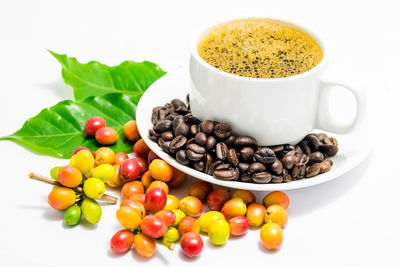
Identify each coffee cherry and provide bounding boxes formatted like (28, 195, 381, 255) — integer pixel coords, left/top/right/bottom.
(208, 219, 230, 245)
(263, 191, 289, 209)
(95, 127, 119, 145)
(123, 120, 140, 141)
(64, 205, 81, 226)
(133, 139, 151, 158)
(57, 165, 83, 188)
(116, 206, 141, 229)
(48, 187, 76, 210)
(260, 222, 283, 250)
(265, 205, 288, 228)
(140, 215, 168, 238)
(119, 159, 140, 182)
(198, 211, 225, 233)
(110, 229, 134, 254)
(94, 147, 115, 165)
(83, 178, 105, 199)
(84, 116, 106, 136)
(134, 233, 155, 258)
(81, 198, 102, 224)
(144, 187, 167, 213)
(114, 152, 129, 165)
(70, 150, 94, 175)
(121, 181, 144, 200)
(180, 232, 203, 257)
(179, 196, 203, 217)
(91, 164, 116, 182)
(148, 159, 173, 182)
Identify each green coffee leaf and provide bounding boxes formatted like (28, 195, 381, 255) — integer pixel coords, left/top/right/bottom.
(50, 50, 166, 101)
(0, 93, 137, 158)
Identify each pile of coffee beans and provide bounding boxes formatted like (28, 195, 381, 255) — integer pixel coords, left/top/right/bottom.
(148, 98, 338, 184)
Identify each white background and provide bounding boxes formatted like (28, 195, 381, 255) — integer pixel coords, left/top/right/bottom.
(0, 0, 399, 266)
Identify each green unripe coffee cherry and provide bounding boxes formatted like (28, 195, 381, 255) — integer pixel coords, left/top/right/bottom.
(64, 205, 82, 226)
(81, 198, 102, 224)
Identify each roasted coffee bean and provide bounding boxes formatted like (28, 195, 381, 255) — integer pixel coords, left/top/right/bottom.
(186, 138, 196, 148)
(306, 163, 321, 178)
(176, 149, 190, 165)
(165, 113, 177, 121)
(240, 147, 254, 162)
(174, 122, 189, 137)
(200, 120, 214, 135)
(215, 142, 229, 161)
(319, 144, 338, 157)
(205, 136, 217, 150)
(331, 137, 338, 146)
(194, 132, 207, 146)
(148, 129, 159, 142)
(291, 165, 300, 179)
(172, 115, 185, 132)
(204, 154, 213, 174)
(187, 143, 206, 161)
(238, 162, 250, 173)
(239, 173, 252, 183)
(234, 136, 258, 148)
(193, 160, 205, 172)
(208, 160, 223, 175)
(252, 172, 272, 184)
(325, 159, 333, 166)
(164, 103, 175, 113)
(271, 175, 283, 183)
(283, 144, 295, 154)
(190, 124, 199, 136)
(186, 115, 201, 125)
(227, 148, 239, 166)
(309, 151, 325, 164)
(323, 136, 339, 146)
(171, 99, 189, 114)
(270, 159, 283, 175)
(213, 164, 240, 181)
(298, 164, 306, 178)
(319, 160, 332, 173)
(248, 162, 266, 174)
(152, 106, 168, 124)
(292, 164, 306, 179)
(187, 143, 206, 154)
(317, 133, 329, 142)
(154, 120, 172, 133)
(281, 153, 295, 169)
(160, 131, 174, 141)
(169, 135, 187, 153)
(158, 138, 171, 154)
(213, 123, 232, 139)
(306, 134, 321, 152)
(254, 147, 275, 164)
(299, 140, 311, 155)
(295, 145, 305, 155)
(282, 169, 292, 183)
(224, 135, 236, 146)
(296, 154, 309, 165)
(271, 145, 284, 158)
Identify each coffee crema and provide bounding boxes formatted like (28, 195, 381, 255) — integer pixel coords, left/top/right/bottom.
(197, 19, 323, 79)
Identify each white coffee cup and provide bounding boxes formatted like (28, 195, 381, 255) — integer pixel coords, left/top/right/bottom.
(189, 18, 366, 146)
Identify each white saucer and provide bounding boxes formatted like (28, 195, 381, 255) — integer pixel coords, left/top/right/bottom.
(136, 68, 370, 191)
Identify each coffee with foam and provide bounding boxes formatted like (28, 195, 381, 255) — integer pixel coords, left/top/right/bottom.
(197, 18, 323, 79)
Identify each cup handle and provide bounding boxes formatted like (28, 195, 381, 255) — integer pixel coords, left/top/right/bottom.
(315, 81, 367, 134)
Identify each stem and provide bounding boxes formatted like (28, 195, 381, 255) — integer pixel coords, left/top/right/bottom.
(28, 172, 118, 204)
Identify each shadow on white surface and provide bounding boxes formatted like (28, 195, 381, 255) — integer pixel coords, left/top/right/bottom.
(288, 153, 372, 218)
(41, 79, 74, 100)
